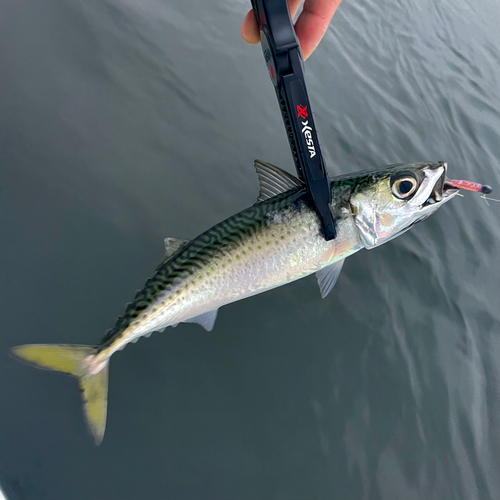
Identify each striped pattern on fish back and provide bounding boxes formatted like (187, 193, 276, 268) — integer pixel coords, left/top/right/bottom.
(99, 186, 307, 346)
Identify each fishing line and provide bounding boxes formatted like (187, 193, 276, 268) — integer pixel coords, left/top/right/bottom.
(481, 195, 500, 206)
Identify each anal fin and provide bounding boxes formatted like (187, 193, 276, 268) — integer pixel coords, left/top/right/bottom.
(183, 309, 219, 332)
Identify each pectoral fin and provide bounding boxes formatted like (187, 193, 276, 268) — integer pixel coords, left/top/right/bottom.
(316, 259, 345, 298)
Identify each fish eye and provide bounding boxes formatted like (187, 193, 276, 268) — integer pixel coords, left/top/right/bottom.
(391, 175, 418, 199)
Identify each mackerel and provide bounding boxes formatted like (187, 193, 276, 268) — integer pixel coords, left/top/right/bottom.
(12, 159, 461, 443)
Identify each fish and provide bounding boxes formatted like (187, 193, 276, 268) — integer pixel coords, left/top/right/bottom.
(11, 159, 460, 444)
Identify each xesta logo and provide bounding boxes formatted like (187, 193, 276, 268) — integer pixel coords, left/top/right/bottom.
(297, 105, 316, 158)
(297, 105, 308, 119)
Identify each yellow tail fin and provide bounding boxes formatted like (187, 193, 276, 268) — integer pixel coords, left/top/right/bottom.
(11, 344, 109, 445)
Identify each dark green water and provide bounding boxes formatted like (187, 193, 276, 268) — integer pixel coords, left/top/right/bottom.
(1, 0, 499, 499)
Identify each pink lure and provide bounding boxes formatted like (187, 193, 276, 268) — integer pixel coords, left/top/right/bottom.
(448, 179, 492, 194)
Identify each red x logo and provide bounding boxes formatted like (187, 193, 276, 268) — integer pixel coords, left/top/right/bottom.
(297, 105, 308, 119)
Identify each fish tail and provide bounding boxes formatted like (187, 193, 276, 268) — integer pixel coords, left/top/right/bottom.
(11, 344, 109, 445)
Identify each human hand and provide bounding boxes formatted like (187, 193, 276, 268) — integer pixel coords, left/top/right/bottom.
(241, 0, 343, 61)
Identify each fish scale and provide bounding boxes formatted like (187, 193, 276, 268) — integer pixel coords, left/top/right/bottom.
(101, 188, 302, 346)
(136, 198, 350, 343)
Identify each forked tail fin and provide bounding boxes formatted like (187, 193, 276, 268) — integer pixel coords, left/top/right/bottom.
(11, 344, 109, 445)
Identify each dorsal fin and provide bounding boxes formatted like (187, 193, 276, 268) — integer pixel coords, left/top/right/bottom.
(254, 160, 303, 202)
(155, 237, 190, 271)
(164, 237, 189, 258)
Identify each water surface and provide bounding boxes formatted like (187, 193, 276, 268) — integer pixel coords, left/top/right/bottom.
(0, 0, 499, 499)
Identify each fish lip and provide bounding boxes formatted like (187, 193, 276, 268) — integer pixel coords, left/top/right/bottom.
(441, 163, 459, 197)
(440, 163, 459, 197)
(424, 164, 458, 206)
(443, 179, 459, 197)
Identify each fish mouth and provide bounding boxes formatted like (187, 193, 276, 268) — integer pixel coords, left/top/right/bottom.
(443, 180, 460, 196)
(423, 163, 459, 206)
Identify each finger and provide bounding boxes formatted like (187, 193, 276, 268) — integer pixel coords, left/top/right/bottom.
(241, 9, 260, 44)
(241, 0, 303, 45)
(294, 0, 342, 60)
(288, 0, 305, 19)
